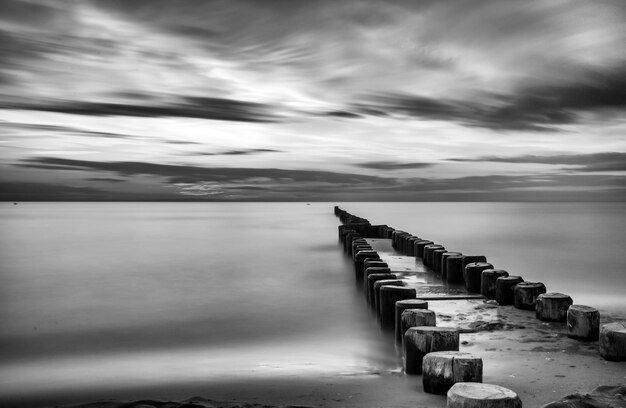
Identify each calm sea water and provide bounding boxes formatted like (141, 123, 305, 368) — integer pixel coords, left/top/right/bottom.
(0, 202, 624, 406)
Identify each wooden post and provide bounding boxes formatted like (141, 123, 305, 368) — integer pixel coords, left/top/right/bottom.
(461, 255, 487, 271)
(395, 299, 429, 343)
(404, 326, 459, 375)
(433, 249, 449, 274)
(379, 286, 417, 331)
(567, 305, 600, 341)
(363, 260, 388, 270)
(495, 276, 524, 305)
(599, 322, 626, 361)
(464, 262, 493, 293)
(351, 243, 371, 258)
(424, 244, 445, 268)
(447, 383, 522, 408)
(422, 351, 483, 395)
(514, 282, 546, 310)
(446, 255, 465, 283)
(373, 279, 403, 317)
(401, 309, 437, 352)
(481, 269, 509, 300)
(536, 293, 573, 322)
(363, 266, 391, 294)
(353, 250, 379, 285)
(367, 273, 397, 306)
(392, 231, 407, 250)
(407, 236, 419, 256)
(441, 252, 462, 281)
(416, 240, 434, 259)
(402, 234, 419, 256)
(343, 232, 360, 254)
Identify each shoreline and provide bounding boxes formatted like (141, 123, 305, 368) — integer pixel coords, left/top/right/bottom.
(4, 205, 625, 408)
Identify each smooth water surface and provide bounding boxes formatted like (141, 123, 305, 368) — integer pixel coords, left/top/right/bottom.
(0, 202, 393, 406)
(344, 202, 626, 311)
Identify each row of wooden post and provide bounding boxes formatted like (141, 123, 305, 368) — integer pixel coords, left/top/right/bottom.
(334, 206, 625, 407)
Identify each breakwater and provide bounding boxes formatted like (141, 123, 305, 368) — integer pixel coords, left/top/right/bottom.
(334, 206, 626, 407)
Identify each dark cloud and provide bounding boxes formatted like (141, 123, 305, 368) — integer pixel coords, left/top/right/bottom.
(451, 152, 626, 172)
(358, 67, 626, 131)
(369, 173, 626, 202)
(0, 0, 63, 26)
(10, 156, 626, 202)
(0, 121, 138, 139)
(194, 149, 282, 156)
(166, 140, 201, 145)
(2, 97, 279, 123)
(324, 111, 363, 119)
(17, 157, 392, 186)
(354, 161, 433, 170)
(85, 178, 126, 183)
(0, 181, 107, 201)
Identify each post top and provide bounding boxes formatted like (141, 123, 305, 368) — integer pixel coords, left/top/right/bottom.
(448, 382, 519, 400)
(538, 292, 572, 299)
(407, 326, 458, 333)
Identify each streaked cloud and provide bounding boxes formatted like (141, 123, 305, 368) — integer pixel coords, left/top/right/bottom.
(354, 161, 433, 171)
(2, 97, 280, 123)
(5, 156, 624, 202)
(194, 149, 282, 156)
(0, 0, 624, 200)
(16, 157, 393, 186)
(451, 152, 626, 172)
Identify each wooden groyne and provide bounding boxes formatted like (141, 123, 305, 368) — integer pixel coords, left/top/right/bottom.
(333, 206, 626, 407)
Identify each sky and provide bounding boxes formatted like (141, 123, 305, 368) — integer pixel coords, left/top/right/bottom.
(1, 0, 625, 201)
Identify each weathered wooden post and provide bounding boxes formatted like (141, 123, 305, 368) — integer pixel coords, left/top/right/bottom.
(401, 309, 437, 352)
(447, 383, 522, 408)
(461, 255, 487, 270)
(446, 255, 465, 283)
(416, 240, 434, 259)
(599, 322, 626, 361)
(395, 299, 429, 343)
(424, 244, 445, 268)
(514, 282, 546, 310)
(392, 231, 407, 250)
(351, 242, 371, 258)
(433, 248, 449, 274)
(385, 226, 395, 239)
(481, 269, 509, 300)
(567, 305, 600, 341)
(379, 286, 417, 331)
(353, 250, 379, 285)
(464, 262, 493, 293)
(536, 293, 573, 322)
(367, 273, 397, 306)
(422, 351, 483, 395)
(404, 326, 459, 375)
(363, 266, 391, 295)
(363, 260, 388, 271)
(404, 234, 416, 254)
(343, 232, 360, 254)
(407, 236, 420, 256)
(441, 252, 462, 281)
(495, 276, 524, 305)
(373, 279, 403, 317)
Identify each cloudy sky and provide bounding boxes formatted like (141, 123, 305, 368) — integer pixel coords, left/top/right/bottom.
(1, 0, 625, 201)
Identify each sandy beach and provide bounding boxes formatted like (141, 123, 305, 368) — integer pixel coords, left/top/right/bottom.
(37, 281, 625, 408)
(41, 311, 625, 408)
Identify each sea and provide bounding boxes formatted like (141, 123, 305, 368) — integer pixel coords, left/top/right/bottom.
(1, 202, 625, 406)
